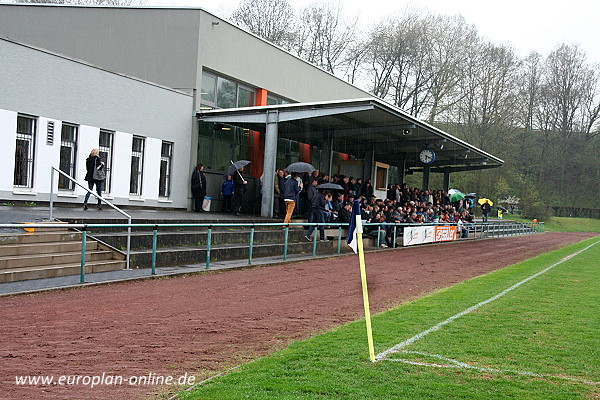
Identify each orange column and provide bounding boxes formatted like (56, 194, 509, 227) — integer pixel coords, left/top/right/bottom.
(250, 89, 268, 177)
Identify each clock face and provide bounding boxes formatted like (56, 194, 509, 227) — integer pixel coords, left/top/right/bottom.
(419, 148, 436, 164)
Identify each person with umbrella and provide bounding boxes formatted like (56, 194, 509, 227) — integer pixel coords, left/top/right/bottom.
(191, 163, 207, 212)
(228, 161, 249, 216)
(282, 172, 301, 224)
(479, 198, 493, 222)
(305, 189, 331, 242)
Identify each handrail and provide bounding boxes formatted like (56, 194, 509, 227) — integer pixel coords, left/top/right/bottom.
(49, 166, 132, 269)
(3, 218, 544, 282)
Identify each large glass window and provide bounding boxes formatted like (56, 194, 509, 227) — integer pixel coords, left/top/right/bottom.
(159, 141, 173, 198)
(130, 136, 145, 195)
(99, 130, 114, 194)
(201, 73, 216, 105)
(13, 115, 36, 188)
(216, 77, 238, 109)
(238, 87, 254, 108)
(59, 123, 78, 190)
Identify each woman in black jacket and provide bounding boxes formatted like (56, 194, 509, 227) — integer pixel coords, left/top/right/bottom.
(83, 148, 105, 210)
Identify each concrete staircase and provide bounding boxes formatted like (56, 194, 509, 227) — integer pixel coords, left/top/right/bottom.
(0, 228, 126, 283)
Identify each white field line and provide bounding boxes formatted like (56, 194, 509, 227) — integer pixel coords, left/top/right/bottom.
(375, 239, 600, 362)
(387, 351, 600, 386)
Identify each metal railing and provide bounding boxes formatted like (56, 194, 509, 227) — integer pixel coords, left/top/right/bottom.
(0, 219, 543, 284)
(49, 167, 131, 269)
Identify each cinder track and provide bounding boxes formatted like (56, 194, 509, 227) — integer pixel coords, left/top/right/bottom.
(0, 231, 595, 400)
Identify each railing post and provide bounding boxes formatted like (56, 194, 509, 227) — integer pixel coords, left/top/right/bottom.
(126, 218, 132, 270)
(312, 224, 318, 256)
(248, 226, 255, 265)
(49, 167, 54, 221)
(376, 224, 381, 249)
(205, 226, 212, 269)
(337, 226, 342, 254)
(393, 225, 397, 248)
(283, 226, 289, 260)
(151, 225, 158, 275)
(80, 226, 87, 284)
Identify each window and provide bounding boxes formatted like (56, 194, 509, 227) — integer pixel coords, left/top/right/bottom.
(59, 123, 78, 190)
(159, 141, 173, 198)
(99, 130, 114, 194)
(201, 73, 216, 105)
(13, 114, 37, 188)
(200, 71, 257, 109)
(129, 136, 145, 195)
(216, 76, 238, 108)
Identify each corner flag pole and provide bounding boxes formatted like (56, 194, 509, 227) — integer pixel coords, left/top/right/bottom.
(354, 214, 375, 362)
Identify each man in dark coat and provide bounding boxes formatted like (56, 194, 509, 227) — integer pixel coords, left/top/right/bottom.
(305, 191, 330, 241)
(232, 166, 247, 216)
(191, 164, 207, 212)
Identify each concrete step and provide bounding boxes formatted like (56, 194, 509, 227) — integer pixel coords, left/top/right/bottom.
(0, 241, 97, 257)
(0, 231, 81, 245)
(0, 250, 116, 270)
(0, 260, 127, 283)
(91, 228, 311, 250)
(128, 240, 336, 268)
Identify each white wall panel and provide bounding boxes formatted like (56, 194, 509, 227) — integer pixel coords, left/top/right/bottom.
(0, 109, 17, 192)
(111, 131, 133, 200)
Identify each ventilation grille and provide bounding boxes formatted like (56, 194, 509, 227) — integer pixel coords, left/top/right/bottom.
(46, 121, 54, 145)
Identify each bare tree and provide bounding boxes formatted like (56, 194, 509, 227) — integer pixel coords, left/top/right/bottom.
(294, 1, 356, 75)
(231, 0, 296, 50)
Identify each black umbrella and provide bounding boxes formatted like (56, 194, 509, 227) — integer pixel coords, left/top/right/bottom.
(286, 162, 315, 173)
(497, 206, 508, 212)
(225, 160, 250, 177)
(316, 183, 344, 191)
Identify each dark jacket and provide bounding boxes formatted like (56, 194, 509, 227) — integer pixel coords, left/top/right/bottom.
(310, 191, 327, 210)
(84, 155, 101, 182)
(282, 176, 300, 200)
(191, 170, 207, 194)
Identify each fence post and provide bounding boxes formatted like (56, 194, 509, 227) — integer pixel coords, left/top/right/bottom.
(312, 224, 318, 256)
(393, 225, 397, 248)
(80, 226, 87, 284)
(151, 225, 158, 275)
(248, 226, 255, 265)
(49, 167, 55, 221)
(205, 226, 212, 269)
(337, 226, 342, 254)
(376, 224, 381, 249)
(283, 226, 289, 260)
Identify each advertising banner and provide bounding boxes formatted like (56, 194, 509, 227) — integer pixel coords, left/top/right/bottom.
(403, 226, 434, 246)
(434, 226, 458, 242)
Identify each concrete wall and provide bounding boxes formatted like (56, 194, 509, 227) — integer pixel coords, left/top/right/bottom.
(0, 5, 201, 94)
(0, 38, 194, 208)
(0, 4, 371, 109)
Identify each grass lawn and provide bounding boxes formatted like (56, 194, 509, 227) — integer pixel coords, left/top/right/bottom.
(507, 216, 600, 233)
(178, 237, 600, 399)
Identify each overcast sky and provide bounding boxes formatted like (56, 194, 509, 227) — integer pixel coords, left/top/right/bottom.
(155, 0, 600, 65)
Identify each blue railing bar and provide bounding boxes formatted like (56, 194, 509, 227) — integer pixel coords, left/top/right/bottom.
(80, 226, 87, 284)
(248, 226, 255, 265)
(283, 226, 289, 260)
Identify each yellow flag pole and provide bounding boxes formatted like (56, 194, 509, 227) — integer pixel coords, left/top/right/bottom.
(355, 215, 375, 362)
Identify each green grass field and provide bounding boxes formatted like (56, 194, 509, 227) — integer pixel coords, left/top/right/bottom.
(509, 216, 600, 233)
(178, 236, 600, 400)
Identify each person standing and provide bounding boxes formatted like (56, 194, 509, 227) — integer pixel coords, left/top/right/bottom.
(305, 191, 330, 241)
(481, 201, 491, 222)
(282, 172, 300, 224)
(221, 174, 234, 212)
(232, 166, 247, 216)
(83, 148, 105, 210)
(191, 164, 207, 212)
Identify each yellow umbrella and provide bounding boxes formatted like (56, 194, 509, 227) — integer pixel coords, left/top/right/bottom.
(478, 198, 493, 206)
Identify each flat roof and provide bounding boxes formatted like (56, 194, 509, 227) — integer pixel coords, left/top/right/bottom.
(198, 97, 503, 174)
